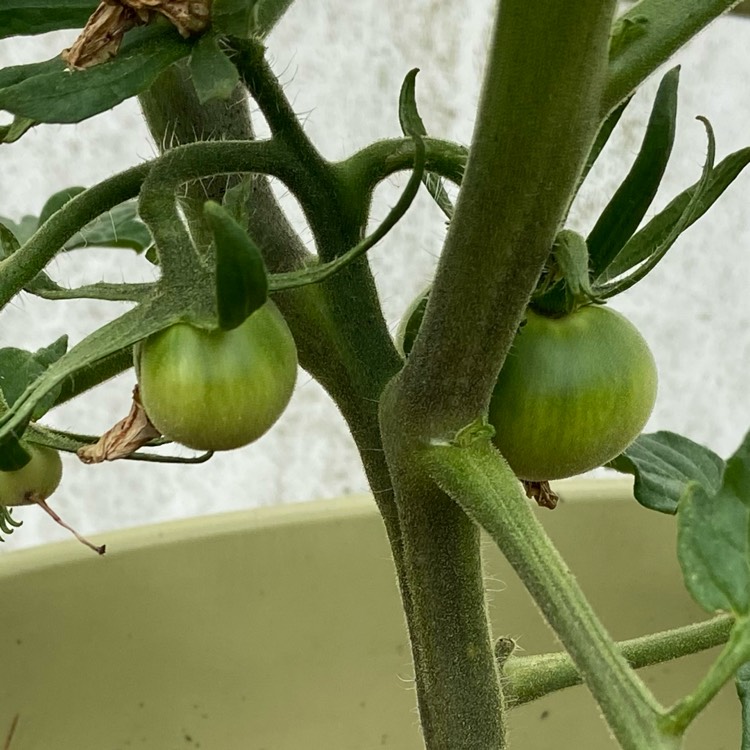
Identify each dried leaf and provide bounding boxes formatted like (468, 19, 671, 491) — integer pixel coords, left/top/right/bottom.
(523, 480, 559, 510)
(77, 386, 160, 463)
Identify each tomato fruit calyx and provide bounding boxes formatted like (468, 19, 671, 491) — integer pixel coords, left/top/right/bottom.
(136, 300, 298, 452)
(488, 306, 657, 481)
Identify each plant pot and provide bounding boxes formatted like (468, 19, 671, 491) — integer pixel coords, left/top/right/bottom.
(0, 479, 739, 749)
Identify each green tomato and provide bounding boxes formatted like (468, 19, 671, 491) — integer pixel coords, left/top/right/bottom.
(0, 443, 63, 506)
(136, 300, 298, 451)
(488, 306, 657, 481)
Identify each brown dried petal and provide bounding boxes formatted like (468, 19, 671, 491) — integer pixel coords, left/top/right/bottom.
(121, 0, 211, 36)
(62, 4, 140, 70)
(77, 387, 161, 463)
(522, 480, 559, 510)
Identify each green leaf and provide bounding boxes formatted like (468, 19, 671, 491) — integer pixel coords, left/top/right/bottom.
(0, 438, 31, 472)
(602, 145, 750, 282)
(212, 0, 262, 39)
(65, 200, 152, 253)
(188, 33, 240, 104)
(0, 114, 35, 143)
(578, 94, 632, 189)
(205, 200, 268, 331)
(0, 24, 194, 124)
(677, 430, 750, 616)
(398, 68, 454, 221)
(737, 660, 750, 750)
(588, 67, 679, 279)
(607, 431, 724, 515)
(0, 336, 69, 419)
(39, 187, 86, 226)
(0, 215, 37, 246)
(0, 1, 96, 39)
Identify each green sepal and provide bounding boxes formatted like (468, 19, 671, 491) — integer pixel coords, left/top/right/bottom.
(188, 33, 240, 104)
(398, 68, 454, 220)
(532, 229, 597, 316)
(677, 429, 750, 616)
(578, 95, 632, 188)
(0, 24, 194, 124)
(607, 431, 725, 515)
(600, 144, 750, 283)
(396, 287, 430, 357)
(588, 67, 679, 280)
(0, 1, 96, 40)
(205, 200, 269, 331)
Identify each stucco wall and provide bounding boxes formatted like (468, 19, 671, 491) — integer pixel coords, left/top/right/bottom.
(1, 4, 749, 548)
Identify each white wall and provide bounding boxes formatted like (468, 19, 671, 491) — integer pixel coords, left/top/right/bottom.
(1, 3, 749, 548)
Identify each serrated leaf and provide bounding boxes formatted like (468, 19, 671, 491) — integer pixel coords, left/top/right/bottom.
(677, 430, 750, 616)
(65, 200, 152, 252)
(212, 0, 262, 38)
(603, 146, 750, 282)
(736, 660, 750, 750)
(0, 1, 97, 40)
(188, 33, 240, 104)
(0, 114, 35, 143)
(588, 67, 679, 279)
(607, 431, 724, 514)
(398, 68, 454, 220)
(205, 200, 268, 330)
(0, 24, 194, 124)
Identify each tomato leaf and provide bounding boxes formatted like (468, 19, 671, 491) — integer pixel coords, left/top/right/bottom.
(65, 200, 152, 253)
(0, 215, 37, 246)
(212, 0, 262, 39)
(607, 431, 725, 514)
(0, 114, 35, 144)
(0, 0, 96, 40)
(398, 68, 454, 221)
(677, 430, 750, 616)
(736, 660, 750, 750)
(0, 336, 69, 418)
(205, 200, 269, 331)
(39, 187, 87, 226)
(587, 67, 679, 279)
(0, 24, 194, 124)
(601, 145, 750, 283)
(188, 33, 240, 104)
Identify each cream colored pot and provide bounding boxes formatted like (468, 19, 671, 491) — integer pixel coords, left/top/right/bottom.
(0, 479, 738, 748)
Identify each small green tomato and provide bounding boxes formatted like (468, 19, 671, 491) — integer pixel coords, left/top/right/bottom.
(0, 443, 63, 506)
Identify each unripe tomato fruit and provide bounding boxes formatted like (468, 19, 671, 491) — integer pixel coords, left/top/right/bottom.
(136, 300, 298, 451)
(488, 306, 657, 481)
(0, 443, 62, 506)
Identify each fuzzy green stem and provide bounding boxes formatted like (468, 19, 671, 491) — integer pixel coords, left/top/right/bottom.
(661, 618, 750, 736)
(0, 163, 150, 310)
(423, 437, 674, 750)
(395, 0, 617, 435)
(505, 615, 733, 707)
(603, 0, 743, 117)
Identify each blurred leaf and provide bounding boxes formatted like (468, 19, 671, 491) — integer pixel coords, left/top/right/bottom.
(399, 68, 454, 220)
(0, 336, 68, 419)
(65, 200, 152, 252)
(677, 430, 750, 615)
(0, 114, 35, 143)
(0, 24, 194, 124)
(212, 0, 262, 38)
(588, 67, 679, 279)
(0, 1, 96, 39)
(0, 215, 37, 245)
(205, 200, 268, 330)
(602, 145, 750, 282)
(607, 431, 724, 514)
(39, 186, 86, 226)
(222, 177, 254, 228)
(737, 660, 750, 750)
(188, 33, 239, 104)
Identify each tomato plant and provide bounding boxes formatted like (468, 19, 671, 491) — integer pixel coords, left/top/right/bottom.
(0, 443, 62, 506)
(488, 306, 657, 481)
(136, 301, 298, 452)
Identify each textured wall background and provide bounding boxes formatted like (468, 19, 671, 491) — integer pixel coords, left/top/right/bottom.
(1, 4, 749, 549)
